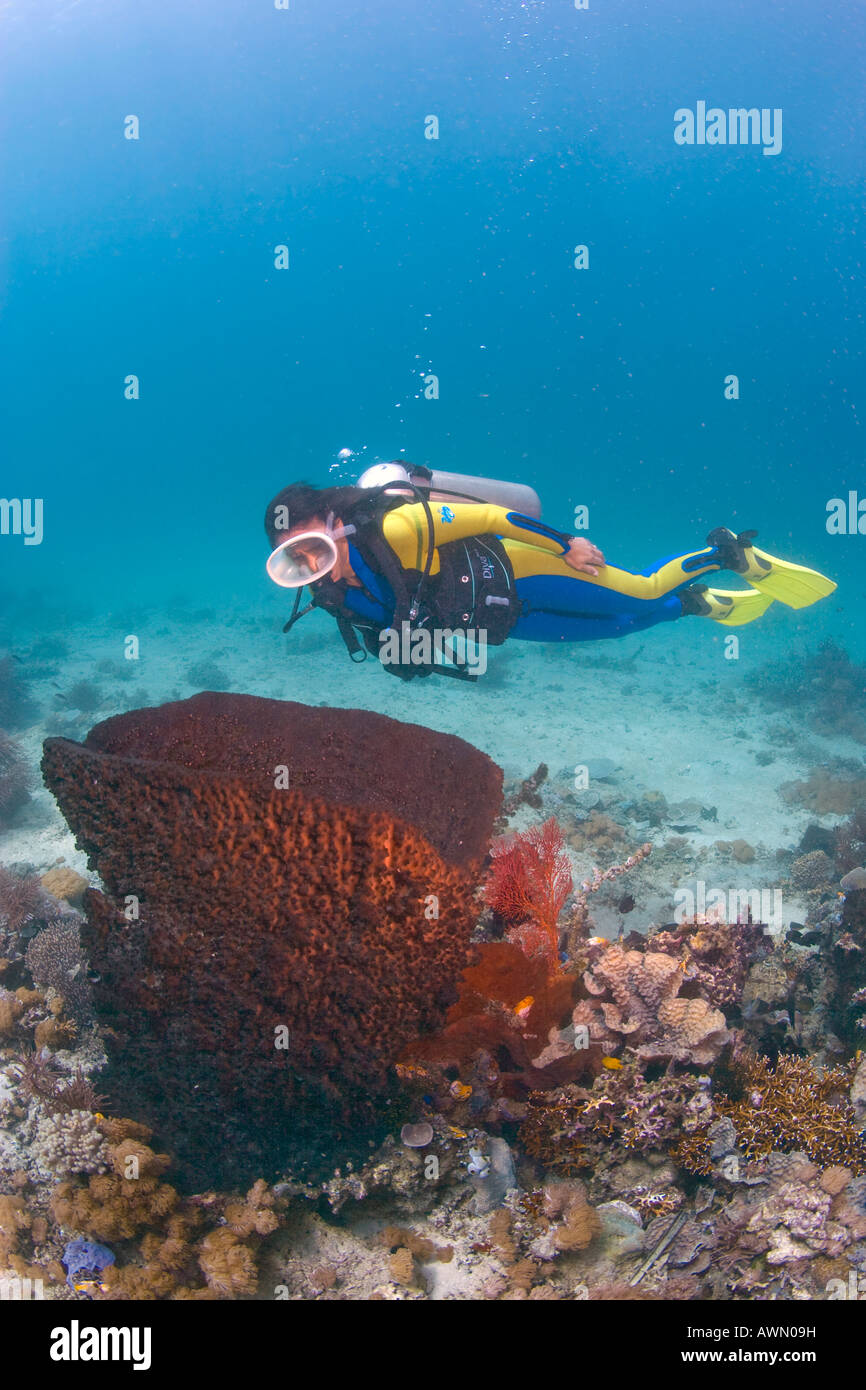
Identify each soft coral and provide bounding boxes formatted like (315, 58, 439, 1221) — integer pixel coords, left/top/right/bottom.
(485, 818, 573, 963)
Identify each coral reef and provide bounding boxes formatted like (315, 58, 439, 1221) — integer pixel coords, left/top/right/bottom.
(41, 693, 502, 1184)
(520, 1068, 712, 1175)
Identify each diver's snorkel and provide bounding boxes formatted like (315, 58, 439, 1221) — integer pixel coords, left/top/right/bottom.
(266, 512, 357, 590)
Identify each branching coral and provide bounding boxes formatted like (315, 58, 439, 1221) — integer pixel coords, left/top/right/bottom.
(520, 1069, 712, 1174)
(563, 843, 652, 953)
(485, 818, 573, 963)
(24, 920, 92, 1021)
(34, 1109, 110, 1177)
(677, 1054, 866, 1175)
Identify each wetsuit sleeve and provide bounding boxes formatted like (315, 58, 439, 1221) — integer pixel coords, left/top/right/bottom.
(382, 501, 572, 569)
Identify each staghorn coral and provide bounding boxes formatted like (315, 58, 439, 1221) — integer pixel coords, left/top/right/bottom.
(34, 1109, 110, 1177)
(25, 920, 91, 1021)
(677, 1054, 866, 1176)
(572, 944, 730, 1065)
(42, 693, 502, 1185)
(485, 818, 573, 963)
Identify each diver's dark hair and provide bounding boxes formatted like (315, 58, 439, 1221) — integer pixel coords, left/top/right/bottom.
(264, 483, 367, 548)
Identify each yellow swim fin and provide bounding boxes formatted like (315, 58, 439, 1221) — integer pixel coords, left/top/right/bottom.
(707, 528, 837, 610)
(682, 583, 774, 626)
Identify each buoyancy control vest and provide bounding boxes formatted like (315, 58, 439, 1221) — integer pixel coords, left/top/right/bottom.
(287, 492, 523, 681)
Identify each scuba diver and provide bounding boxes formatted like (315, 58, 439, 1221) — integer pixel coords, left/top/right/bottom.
(264, 462, 836, 682)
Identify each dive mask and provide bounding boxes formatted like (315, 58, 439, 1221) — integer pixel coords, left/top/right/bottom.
(266, 515, 355, 589)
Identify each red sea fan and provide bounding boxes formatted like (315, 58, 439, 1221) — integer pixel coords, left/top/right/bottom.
(485, 818, 573, 962)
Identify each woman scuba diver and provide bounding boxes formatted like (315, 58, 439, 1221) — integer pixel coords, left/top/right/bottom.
(263, 462, 836, 682)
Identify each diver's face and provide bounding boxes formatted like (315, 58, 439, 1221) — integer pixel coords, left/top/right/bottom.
(277, 517, 350, 582)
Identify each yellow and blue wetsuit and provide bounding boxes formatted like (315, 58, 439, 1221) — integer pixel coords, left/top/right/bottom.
(343, 500, 725, 641)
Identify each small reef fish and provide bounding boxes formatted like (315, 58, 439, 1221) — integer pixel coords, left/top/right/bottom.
(514, 996, 534, 1019)
(394, 1062, 430, 1081)
(601, 1057, 623, 1070)
(449, 1080, 472, 1100)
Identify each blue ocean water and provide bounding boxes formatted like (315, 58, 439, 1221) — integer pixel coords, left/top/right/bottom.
(1, 0, 863, 656)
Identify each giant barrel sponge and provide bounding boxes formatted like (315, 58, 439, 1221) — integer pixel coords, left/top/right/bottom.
(42, 693, 502, 1182)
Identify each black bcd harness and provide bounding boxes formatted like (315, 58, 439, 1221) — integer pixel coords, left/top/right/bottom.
(282, 488, 524, 681)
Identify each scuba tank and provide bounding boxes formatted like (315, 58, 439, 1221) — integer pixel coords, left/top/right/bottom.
(356, 461, 542, 519)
